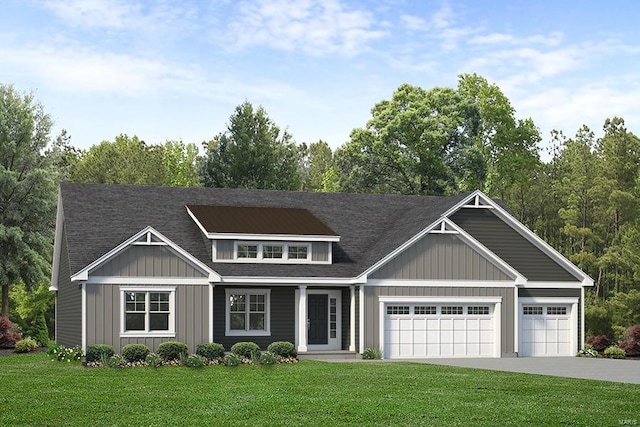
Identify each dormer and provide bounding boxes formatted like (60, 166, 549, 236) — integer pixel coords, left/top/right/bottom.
(186, 205, 340, 264)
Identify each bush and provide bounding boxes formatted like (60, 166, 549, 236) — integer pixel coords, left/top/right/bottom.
(362, 348, 383, 360)
(85, 344, 114, 363)
(577, 345, 600, 358)
(156, 341, 189, 362)
(604, 345, 626, 359)
(224, 353, 241, 367)
(28, 313, 50, 347)
(619, 324, 640, 357)
(48, 344, 83, 362)
(145, 353, 163, 368)
(181, 354, 206, 368)
(121, 344, 151, 362)
(0, 316, 22, 348)
(231, 341, 260, 359)
(259, 351, 277, 366)
(14, 337, 39, 353)
(108, 354, 127, 368)
(586, 335, 613, 353)
(267, 341, 297, 358)
(196, 343, 225, 361)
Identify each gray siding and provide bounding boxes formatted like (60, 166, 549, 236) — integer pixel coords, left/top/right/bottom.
(56, 226, 82, 347)
(370, 234, 512, 281)
(341, 287, 350, 350)
(450, 209, 579, 281)
(92, 246, 206, 277)
(86, 284, 209, 354)
(216, 240, 234, 260)
(519, 288, 582, 345)
(363, 286, 515, 356)
(312, 242, 330, 262)
(213, 286, 295, 350)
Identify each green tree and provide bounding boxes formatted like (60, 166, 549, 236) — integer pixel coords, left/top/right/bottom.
(0, 84, 57, 316)
(71, 134, 166, 185)
(200, 102, 303, 190)
(302, 140, 333, 191)
(162, 140, 200, 187)
(9, 281, 54, 335)
(45, 129, 81, 182)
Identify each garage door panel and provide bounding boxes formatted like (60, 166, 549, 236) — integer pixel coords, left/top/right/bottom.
(520, 304, 573, 357)
(440, 319, 453, 330)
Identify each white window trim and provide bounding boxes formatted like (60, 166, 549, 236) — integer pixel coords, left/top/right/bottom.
(120, 287, 176, 338)
(232, 241, 312, 264)
(225, 288, 271, 336)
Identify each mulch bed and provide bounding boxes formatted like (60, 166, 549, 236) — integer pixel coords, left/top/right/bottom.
(0, 347, 46, 357)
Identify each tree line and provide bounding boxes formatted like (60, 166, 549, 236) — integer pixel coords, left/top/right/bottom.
(1, 74, 639, 342)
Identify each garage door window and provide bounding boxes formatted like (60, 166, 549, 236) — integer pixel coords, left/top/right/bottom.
(441, 306, 463, 315)
(523, 306, 543, 315)
(387, 306, 410, 315)
(547, 306, 567, 315)
(414, 306, 436, 315)
(468, 306, 490, 315)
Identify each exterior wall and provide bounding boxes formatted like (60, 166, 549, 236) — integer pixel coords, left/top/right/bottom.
(92, 246, 207, 277)
(370, 234, 512, 281)
(213, 285, 296, 350)
(216, 240, 234, 260)
(450, 209, 577, 281)
(85, 283, 209, 354)
(56, 227, 82, 347)
(312, 242, 330, 262)
(363, 286, 516, 356)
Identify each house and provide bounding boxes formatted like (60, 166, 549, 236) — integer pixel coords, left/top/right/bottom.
(50, 183, 593, 358)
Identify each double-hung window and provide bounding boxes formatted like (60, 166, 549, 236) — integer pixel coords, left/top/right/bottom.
(234, 242, 310, 262)
(226, 289, 270, 336)
(121, 287, 175, 336)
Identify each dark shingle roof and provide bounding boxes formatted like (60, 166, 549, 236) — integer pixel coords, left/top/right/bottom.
(59, 183, 468, 278)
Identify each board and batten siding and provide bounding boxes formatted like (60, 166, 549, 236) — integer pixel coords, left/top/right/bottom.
(56, 226, 83, 347)
(363, 286, 516, 356)
(92, 246, 207, 277)
(86, 284, 209, 354)
(312, 242, 330, 262)
(450, 208, 578, 281)
(370, 234, 512, 281)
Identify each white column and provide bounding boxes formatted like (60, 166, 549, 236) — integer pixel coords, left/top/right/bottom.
(81, 282, 87, 353)
(209, 284, 215, 342)
(580, 287, 585, 350)
(349, 285, 356, 351)
(298, 285, 308, 353)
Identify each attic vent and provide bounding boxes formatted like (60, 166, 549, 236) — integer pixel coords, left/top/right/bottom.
(132, 231, 167, 246)
(428, 221, 459, 234)
(461, 194, 494, 209)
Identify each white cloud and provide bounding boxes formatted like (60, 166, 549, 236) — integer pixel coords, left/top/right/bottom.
(469, 32, 563, 47)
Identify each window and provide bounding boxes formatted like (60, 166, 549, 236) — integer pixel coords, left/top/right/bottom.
(468, 306, 490, 315)
(387, 306, 410, 315)
(288, 245, 308, 260)
(237, 244, 258, 259)
(121, 288, 175, 336)
(330, 298, 337, 339)
(523, 306, 543, 315)
(414, 306, 436, 315)
(441, 306, 463, 315)
(263, 245, 283, 259)
(226, 289, 270, 336)
(547, 306, 567, 315)
(234, 242, 311, 263)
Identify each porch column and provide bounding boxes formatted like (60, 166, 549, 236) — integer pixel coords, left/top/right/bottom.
(298, 285, 308, 353)
(349, 285, 356, 351)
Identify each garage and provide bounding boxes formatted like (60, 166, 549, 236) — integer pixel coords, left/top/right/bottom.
(381, 298, 501, 359)
(519, 297, 578, 357)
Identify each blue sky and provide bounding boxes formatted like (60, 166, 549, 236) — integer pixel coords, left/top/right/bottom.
(2, 0, 639, 157)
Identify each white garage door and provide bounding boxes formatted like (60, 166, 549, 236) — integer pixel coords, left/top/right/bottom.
(384, 303, 497, 358)
(520, 304, 572, 356)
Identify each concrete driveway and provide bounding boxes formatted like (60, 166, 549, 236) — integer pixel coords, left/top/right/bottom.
(417, 357, 640, 384)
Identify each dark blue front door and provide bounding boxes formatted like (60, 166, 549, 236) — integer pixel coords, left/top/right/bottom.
(308, 294, 328, 345)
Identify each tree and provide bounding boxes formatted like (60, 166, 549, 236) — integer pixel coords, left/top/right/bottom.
(45, 129, 81, 182)
(0, 84, 57, 316)
(71, 134, 166, 185)
(200, 102, 303, 190)
(162, 140, 200, 187)
(302, 140, 333, 192)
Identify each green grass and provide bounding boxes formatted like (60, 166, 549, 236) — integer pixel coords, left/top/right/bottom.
(1, 354, 639, 426)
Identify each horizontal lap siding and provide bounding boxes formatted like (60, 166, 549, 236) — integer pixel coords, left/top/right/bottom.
(370, 234, 511, 281)
(213, 286, 295, 350)
(363, 286, 515, 355)
(56, 228, 82, 347)
(92, 246, 206, 277)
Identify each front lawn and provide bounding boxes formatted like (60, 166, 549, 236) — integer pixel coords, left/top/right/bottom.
(1, 354, 638, 426)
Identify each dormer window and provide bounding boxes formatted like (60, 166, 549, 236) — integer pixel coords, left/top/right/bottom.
(237, 244, 258, 259)
(263, 245, 283, 259)
(288, 245, 308, 260)
(234, 242, 311, 263)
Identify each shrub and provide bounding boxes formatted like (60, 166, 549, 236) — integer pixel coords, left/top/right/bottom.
(28, 313, 50, 347)
(157, 341, 189, 362)
(604, 345, 626, 359)
(108, 354, 127, 368)
(145, 353, 163, 368)
(231, 341, 260, 359)
(586, 335, 613, 353)
(224, 353, 241, 367)
(48, 344, 83, 362)
(196, 343, 225, 361)
(85, 344, 114, 363)
(181, 354, 206, 368)
(259, 351, 277, 366)
(121, 344, 151, 362)
(267, 341, 297, 358)
(14, 337, 39, 353)
(362, 348, 383, 360)
(0, 316, 22, 348)
(620, 324, 640, 357)
(577, 345, 600, 358)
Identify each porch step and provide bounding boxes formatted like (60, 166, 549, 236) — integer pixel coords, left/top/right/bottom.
(298, 351, 359, 360)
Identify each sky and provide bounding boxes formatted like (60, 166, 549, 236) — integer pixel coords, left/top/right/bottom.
(2, 0, 639, 157)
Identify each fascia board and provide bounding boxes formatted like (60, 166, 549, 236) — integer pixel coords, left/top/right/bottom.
(49, 191, 64, 291)
(220, 276, 366, 285)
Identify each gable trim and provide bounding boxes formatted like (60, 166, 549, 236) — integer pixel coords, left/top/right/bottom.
(70, 226, 221, 283)
(50, 191, 64, 291)
(443, 191, 594, 286)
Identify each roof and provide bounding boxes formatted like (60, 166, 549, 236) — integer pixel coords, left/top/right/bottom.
(58, 183, 469, 278)
(186, 205, 338, 236)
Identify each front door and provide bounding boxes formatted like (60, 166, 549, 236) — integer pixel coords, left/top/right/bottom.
(308, 294, 328, 345)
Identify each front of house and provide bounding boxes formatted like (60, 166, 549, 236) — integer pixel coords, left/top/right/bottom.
(51, 183, 592, 358)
